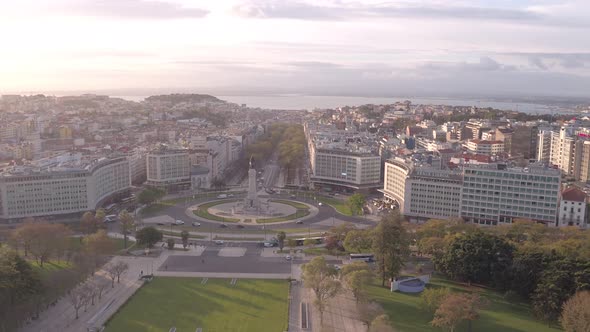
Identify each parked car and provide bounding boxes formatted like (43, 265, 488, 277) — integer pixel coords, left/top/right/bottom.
(295, 220, 303, 224)
(192, 222, 201, 227)
(236, 225, 244, 229)
(214, 240, 224, 245)
(174, 220, 185, 225)
(228, 194, 234, 197)
(217, 194, 228, 199)
(156, 222, 165, 226)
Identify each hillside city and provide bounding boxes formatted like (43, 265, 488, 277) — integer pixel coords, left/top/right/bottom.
(1, 93, 589, 332)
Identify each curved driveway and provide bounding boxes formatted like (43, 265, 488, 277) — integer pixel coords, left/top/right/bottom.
(143, 192, 374, 232)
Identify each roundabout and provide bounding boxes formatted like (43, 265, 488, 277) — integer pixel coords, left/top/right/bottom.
(190, 198, 314, 224)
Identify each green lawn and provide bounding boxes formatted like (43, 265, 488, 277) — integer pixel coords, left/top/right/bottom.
(105, 277, 289, 332)
(317, 197, 353, 216)
(367, 277, 562, 332)
(193, 200, 241, 222)
(30, 260, 72, 278)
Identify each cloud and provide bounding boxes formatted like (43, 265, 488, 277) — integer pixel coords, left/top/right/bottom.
(52, 0, 209, 19)
(529, 57, 548, 70)
(504, 52, 590, 69)
(232, 1, 540, 22)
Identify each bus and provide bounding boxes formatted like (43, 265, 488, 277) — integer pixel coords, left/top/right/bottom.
(105, 203, 117, 214)
(294, 236, 324, 246)
(121, 195, 136, 205)
(349, 253, 375, 262)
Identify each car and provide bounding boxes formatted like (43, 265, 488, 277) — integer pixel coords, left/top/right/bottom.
(295, 220, 303, 224)
(318, 202, 323, 206)
(219, 224, 228, 228)
(236, 224, 244, 229)
(214, 240, 224, 245)
(228, 193, 234, 197)
(263, 242, 274, 248)
(290, 195, 296, 198)
(174, 220, 185, 225)
(192, 222, 201, 227)
(156, 222, 165, 226)
(217, 194, 228, 199)
(285, 255, 292, 260)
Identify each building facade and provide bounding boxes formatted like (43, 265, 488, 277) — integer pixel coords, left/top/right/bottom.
(0, 156, 130, 220)
(558, 187, 587, 228)
(146, 147, 191, 189)
(460, 164, 560, 225)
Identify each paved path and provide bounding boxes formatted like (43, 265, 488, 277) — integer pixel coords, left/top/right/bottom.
(19, 256, 152, 332)
(318, 290, 368, 332)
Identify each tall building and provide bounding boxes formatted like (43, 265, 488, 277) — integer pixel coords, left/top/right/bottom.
(461, 163, 560, 225)
(0, 156, 130, 221)
(306, 123, 381, 192)
(536, 129, 553, 163)
(146, 147, 191, 190)
(382, 157, 462, 221)
(510, 125, 538, 159)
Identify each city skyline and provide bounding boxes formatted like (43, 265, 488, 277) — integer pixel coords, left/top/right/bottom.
(1, 0, 590, 97)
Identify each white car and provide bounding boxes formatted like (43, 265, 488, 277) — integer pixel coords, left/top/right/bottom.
(214, 240, 224, 245)
(318, 202, 323, 206)
(285, 255, 292, 260)
(174, 220, 185, 225)
(192, 222, 201, 227)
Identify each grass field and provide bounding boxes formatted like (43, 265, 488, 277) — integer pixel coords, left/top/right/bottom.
(105, 277, 289, 332)
(193, 200, 241, 223)
(317, 197, 353, 216)
(367, 277, 561, 332)
(30, 260, 72, 278)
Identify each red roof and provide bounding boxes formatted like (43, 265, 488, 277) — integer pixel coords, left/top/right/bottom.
(562, 187, 587, 202)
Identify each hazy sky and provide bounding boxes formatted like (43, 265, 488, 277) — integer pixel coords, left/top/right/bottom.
(1, 0, 590, 97)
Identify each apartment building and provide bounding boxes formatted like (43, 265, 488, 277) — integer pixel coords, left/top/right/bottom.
(465, 139, 505, 155)
(306, 123, 381, 191)
(558, 187, 587, 228)
(461, 163, 560, 225)
(382, 157, 462, 221)
(536, 129, 553, 163)
(146, 147, 191, 190)
(0, 155, 130, 220)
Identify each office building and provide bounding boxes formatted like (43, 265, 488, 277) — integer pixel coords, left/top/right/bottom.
(0, 154, 130, 221)
(461, 163, 560, 225)
(146, 146, 191, 190)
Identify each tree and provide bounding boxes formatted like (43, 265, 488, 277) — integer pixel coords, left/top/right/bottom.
(369, 314, 395, 332)
(0, 248, 42, 313)
(138, 187, 165, 205)
(181, 230, 189, 249)
(118, 210, 135, 249)
(509, 247, 555, 299)
(301, 256, 342, 324)
(372, 212, 410, 286)
(420, 287, 450, 313)
(344, 229, 373, 253)
(105, 263, 117, 288)
(84, 230, 115, 270)
(81, 211, 97, 235)
(348, 193, 366, 216)
(358, 301, 385, 328)
(436, 231, 514, 287)
(94, 208, 106, 225)
(167, 238, 175, 250)
(277, 231, 286, 251)
(560, 290, 590, 332)
(286, 238, 298, 251)
(26, 222, 71, 267)
(111, 261, 129, 283)
(303, 238, 316, 247)
(136, 227, 163, 248)
(346, 270, 373, 303)
(68, 285, 88, 319)
(341, 261, 370, 277)
(532, 258, 589, 323)
(431, 293, 486, 332)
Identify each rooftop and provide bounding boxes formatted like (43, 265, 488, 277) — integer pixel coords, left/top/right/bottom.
(562, 187, 587, 202)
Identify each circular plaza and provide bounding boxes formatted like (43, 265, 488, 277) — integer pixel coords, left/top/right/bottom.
(190, 199, 314, 224)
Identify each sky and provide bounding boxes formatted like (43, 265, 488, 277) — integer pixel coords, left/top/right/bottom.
(1, 0, 590, 98)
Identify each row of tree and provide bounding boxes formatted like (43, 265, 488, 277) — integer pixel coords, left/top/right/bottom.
(413, 218, 590, 325)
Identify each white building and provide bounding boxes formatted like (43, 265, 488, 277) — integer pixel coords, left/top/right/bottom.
(0, 156, 130, 220)
(461, 163, 561, 226)
(558, 187, 587, 228)
(146, 147, 191, 190)
(464, 139, 505, 155)
(382, 158, 462, 221)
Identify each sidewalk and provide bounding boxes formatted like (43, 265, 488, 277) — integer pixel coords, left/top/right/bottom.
(19, 256, 152, 332)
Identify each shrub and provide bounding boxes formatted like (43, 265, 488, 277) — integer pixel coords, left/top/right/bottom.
(420, 287, 450, 313)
